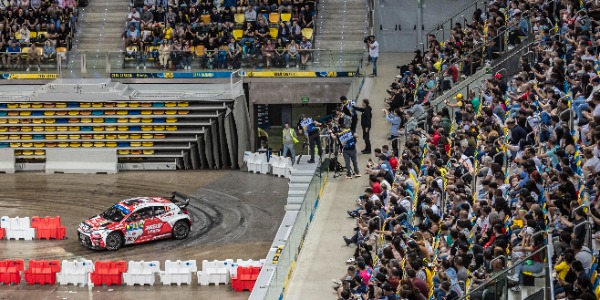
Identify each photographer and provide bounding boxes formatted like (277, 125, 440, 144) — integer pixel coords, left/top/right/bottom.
(331, 123, 361, 179)
(298, 114, 323, 163)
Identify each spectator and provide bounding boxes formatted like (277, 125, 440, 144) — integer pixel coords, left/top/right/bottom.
(6, 41, 21, 70)
(367, 35, 379, 77)
(353, 99, 372, 154)
(298, 35, 311, 69)
(26, 42, 41, 71)
(285, 39, 300, 68)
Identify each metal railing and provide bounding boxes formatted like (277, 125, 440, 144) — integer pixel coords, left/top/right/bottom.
(427, 0, 488, 42)
(23, 49, 365, 79)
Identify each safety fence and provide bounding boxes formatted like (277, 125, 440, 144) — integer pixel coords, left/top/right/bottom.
(0, 216, 67, 241)
(0, 258, 264, 289)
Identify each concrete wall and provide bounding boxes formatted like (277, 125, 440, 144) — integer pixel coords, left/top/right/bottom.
(375, 0, 475, 52)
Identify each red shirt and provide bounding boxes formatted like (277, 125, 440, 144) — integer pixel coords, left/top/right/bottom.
(388, 156, 398, 172)
(372, 182, 382, 194)
(412, 277, 429, 296)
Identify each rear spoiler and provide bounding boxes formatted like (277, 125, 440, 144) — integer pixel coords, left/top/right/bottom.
(170, 192, 190, 209)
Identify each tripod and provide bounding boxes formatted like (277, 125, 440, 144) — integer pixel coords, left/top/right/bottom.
(327, 136, 345, 178)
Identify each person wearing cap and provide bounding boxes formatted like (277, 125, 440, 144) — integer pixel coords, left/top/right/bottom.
(331, 122, 361, 179)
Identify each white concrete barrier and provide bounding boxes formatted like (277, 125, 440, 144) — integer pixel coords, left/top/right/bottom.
(45, 148, 118, 174)
(0, 149, 15, 173)
(159, 260, 197, 286)
(0, 216, 35, 240)
(123, 260, 160, 286)
(247, 153, 269, 174)
(271, 156, 293, 178)
(197, 259, 232, 286)
(56, 260, 94, 286)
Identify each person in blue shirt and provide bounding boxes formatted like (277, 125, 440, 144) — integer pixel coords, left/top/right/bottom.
(298, 114, 322, 163)
(6, 42, 21, 70)
(331, 123, 360, 179)
(508, 10, 528, 46)
(384, 108, 401, 140)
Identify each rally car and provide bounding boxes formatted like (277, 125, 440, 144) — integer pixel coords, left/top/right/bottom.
(78, 192, 192, 250)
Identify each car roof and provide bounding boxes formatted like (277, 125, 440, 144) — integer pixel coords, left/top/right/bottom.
(116, 197, 174, 211)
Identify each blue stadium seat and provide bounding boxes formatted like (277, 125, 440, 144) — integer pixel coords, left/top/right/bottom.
(129, 110, 141, 115)
(56, 118, 69, 124)
(32, 111, 43, 116)
(130, 126, 141, 131)
(152, 102, 165, 107)
(105, 118, 117, 123)
(81, 126, 93, 131)
(92, 110, 104, 116)
(117, 142, 130, 147)
(154, 118, 166, 123)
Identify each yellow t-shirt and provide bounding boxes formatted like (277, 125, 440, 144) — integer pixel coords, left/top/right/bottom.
(163, 27, 173, 40)
(553, 261, 570, 280)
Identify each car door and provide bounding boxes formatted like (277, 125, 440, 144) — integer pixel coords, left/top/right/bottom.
(151, 205, 172, 238)
(123, 206, 154, 244)
(142, 205, 168, 240)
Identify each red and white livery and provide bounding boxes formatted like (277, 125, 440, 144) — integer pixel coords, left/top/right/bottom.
(78, 192, 192, 250)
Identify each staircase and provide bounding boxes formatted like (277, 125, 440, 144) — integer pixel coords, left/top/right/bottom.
(313, 0, 368, 71)
(73, 0, 130, 53)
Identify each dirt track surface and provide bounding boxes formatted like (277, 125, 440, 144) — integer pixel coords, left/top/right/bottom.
(0, 171, 288, 299)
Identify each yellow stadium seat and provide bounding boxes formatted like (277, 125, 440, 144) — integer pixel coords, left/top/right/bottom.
(165, 102, 177, 107)
(270, 28, 278, 39)
(80, 103, 91, 108)
(46, 126, 56, 132)
(22, 150, 34, 155)
(130, 134, 141, 139)
(116, 103, 128, 108)
(154, 134, 165, 139)
(106, 134, 117, 139)
(57, 142, 68, 147)
(56, 126, 68, 131)
(20, 111, 32, 116)
(68, 126, 80, 131)
(166, 125, 177, 131)
(8, 119, 18, 124)
(33, 119, 43, 124)
(21, 135, 32, 140)
(130, 142, 141, 147)
(106, 142, 117, 147)
(57, 134, 68, 140)
(201, 14, 211, 24)
(141, 110, 152, 115)
(22, 142, 33, 147)
(14, 150, 22, 155)
(43, 119, 56, 124)
(34, 150, 45, 155)
(118, 149, 130, 155)
(21, 127, 32, 132)
(153, 126, 165, 131)
(234, 13, 245, 24)
(81, 142, 93, 147)
(92, 103, 103, 108)
(93, 127, 105, 131)
(68, 110, 79, 116)
(142, 134, 154, 139)
(269, 12, 280, 23)
(117, 126, 128, 131)
(117, 118, 129, 123)
(118, 134, 129, 139)
(7, 103, 18, 109)
(80, 110, 92, 116)
(128, 102, 140, 108)
(116, 110, 128, 115)
(93, 142, 105, 147)
(81, 118, 92, 123)
(141, 125, 153, 131)
(32, 103, 42, 108)
(232, 29, 243, 41)
(68, 134, 80, 139)
(69, 142, 81, 147)
(143, 149, 155, 155)
(166, 118, 177, 123)
(34, 142, 44, 148)
(55, 111, 67, 116)
(33, 127, 43, 132)
(281, 13, 291, 22)
(19, 103, 31, 109)
(0, 135, 8, 140)
(301, 28, 313, 40)
(93, 134, 105, 139)
(165, 110, 177, 115)
(93, 118, 104, 123)
(46, 135, 56, 140)
(142, 142, 154, 147)
(10, 142, 21, 147)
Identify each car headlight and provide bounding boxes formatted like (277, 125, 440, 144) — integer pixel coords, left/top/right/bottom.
(80, 224, 92, 233)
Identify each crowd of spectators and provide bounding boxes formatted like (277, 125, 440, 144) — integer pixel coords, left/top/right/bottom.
(0, 0, 75, 71)
(332, 1, 600, 300)
(123, 0, 316, 70)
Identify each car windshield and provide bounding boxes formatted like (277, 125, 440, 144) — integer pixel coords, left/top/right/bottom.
(100, 204, 129, 222)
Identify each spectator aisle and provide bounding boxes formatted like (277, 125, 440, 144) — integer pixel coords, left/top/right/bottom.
(75, 0, 129, 52)
(284, 53, 414, 300)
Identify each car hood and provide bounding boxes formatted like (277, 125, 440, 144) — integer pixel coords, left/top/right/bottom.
(83, 215, 113, 230)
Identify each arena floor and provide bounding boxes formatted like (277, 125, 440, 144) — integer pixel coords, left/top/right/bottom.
(0, 170, 289, 299)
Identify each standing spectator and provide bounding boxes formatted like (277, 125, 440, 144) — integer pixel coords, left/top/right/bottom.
(26, 43, 41, 71)
(281, 122, 298, 164)
(341, 96, 357, 133)
(354, 99, 372, 154)
(332, 123, 360, 179)
(367, 35, 379, 77)
(298, 114, 322, 163)
(384, 107, 401, 140)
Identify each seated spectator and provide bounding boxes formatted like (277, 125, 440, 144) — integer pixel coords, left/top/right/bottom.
(6, 41, 21, 70)
(42, 40, 56, 61)
(26, 42, 41, 71)
(284, 39, 299, 68)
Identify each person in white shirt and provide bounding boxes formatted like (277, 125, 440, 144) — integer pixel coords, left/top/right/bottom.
(367, 35, 379, 77)
(128, 7, 141, 31)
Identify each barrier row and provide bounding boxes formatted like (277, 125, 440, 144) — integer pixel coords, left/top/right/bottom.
(0, 216, 66, 240)
(244, 152, 293, 178)
(0, 259, 264, 291)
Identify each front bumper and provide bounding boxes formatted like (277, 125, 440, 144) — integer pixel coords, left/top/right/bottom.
(77, 231, 104, 250)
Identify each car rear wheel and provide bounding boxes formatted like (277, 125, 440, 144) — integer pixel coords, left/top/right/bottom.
(105, 231, 123, 251)
(172, 220, 190, 240)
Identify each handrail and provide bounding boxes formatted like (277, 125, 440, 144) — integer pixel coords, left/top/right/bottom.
(427, 0, 488, 40)
(458, 245, 548, 300)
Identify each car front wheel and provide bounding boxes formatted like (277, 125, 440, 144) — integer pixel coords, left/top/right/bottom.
(105, 231, 123, 251)
(172, 220, 190, 240)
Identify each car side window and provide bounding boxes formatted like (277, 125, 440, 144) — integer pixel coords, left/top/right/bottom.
(134, 207, 154, 220)
(154, 206, 166, 216)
